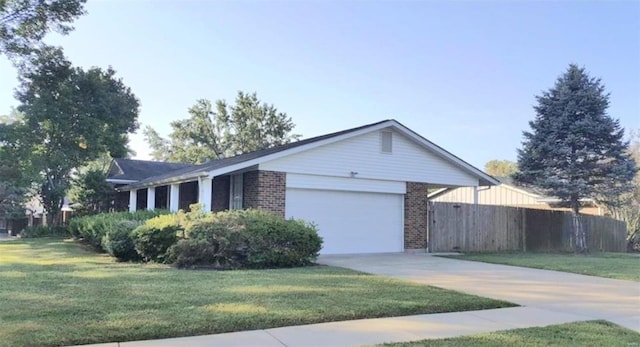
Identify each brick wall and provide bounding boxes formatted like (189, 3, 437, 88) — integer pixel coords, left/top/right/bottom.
(243, 170, 286, 217)
(211, 176, 230, 212)
(404, 182, 429, 250)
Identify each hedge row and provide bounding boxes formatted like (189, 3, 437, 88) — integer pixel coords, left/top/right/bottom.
(68, 210, 167, 250)
(68, 206, 323, 269)
(19, 225, 68, 238)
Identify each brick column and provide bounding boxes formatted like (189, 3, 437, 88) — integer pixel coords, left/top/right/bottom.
(404, 182, 429, 250)
(243, 170, 286, 217)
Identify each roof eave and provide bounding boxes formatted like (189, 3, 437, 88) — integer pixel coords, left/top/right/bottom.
(106, 178, 138, 184)
(116, 171, 209, 191)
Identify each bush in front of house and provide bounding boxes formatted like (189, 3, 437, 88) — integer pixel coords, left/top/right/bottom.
(68, 210, 167, 249)
(19, 225, 68, 238)
(101, 220, 142, 261)
(242, 211, 322, 268)
(132, 218, 180, 262)
(167, 213, 248, 267)
(165, 209, 322, 269)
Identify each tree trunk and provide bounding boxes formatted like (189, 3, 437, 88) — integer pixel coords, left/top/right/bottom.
(571, 201, 588, 254)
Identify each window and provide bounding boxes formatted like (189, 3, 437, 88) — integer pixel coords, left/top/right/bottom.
(381, 131, 392, 153)
(229, 173, 243, 210)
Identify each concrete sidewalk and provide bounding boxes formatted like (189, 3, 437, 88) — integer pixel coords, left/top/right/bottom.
(0, 232, 16, 241)
(77, 306, 589, 347)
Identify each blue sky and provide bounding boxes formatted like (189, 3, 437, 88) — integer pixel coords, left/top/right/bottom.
(1, 0, 638, 168)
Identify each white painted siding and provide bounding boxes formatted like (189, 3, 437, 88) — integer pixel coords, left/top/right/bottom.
(260, 129, 478, 186)
(432, 185, 541, 206)
(287, 173, 406, 194)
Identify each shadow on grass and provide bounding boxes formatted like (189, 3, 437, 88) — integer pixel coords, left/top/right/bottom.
(0, 239, 514, 347)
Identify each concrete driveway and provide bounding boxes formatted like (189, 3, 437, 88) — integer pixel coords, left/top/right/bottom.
(319, 253, 640, 332)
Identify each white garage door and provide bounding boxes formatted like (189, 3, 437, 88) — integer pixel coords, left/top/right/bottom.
(285, 188, 404, 254)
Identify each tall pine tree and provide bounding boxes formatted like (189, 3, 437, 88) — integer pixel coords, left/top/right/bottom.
(515, 64, 636, 253)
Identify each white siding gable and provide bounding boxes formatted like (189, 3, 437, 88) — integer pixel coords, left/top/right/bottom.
(260, 129, 479, 186)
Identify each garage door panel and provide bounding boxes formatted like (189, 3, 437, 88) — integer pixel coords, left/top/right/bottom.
(285, 188, 403, 254)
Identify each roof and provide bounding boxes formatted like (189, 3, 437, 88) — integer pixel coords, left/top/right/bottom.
(118, 119, 500, 190)
(107, 158, 194, 182)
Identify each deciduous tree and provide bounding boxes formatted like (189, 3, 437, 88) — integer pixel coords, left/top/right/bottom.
(145, 92, 300, 164)
(0, 110, 35, 226)
(15, 47, 139, 224)
(0, 0, 86, 59)
(68, 153, 115, 216)
(484, 160, 518, 177)
(515, 64, 636, 253)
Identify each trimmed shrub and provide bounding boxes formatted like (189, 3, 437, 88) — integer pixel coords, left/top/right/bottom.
(242, 210, 322, 268)
(166, 238, 220, 268)
(167, 216, 247, 267)
(102, 220, 142, 261)
(68, 210, 167, 249)
(166, 209, 322, 268)
(132, 222, 179, 262)
(19, 225, 68, 238)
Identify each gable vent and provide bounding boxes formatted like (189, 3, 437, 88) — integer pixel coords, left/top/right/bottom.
(381, 131, 392, 153)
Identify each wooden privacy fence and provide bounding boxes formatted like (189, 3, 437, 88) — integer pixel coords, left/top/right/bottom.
(428, 202, 627, 253)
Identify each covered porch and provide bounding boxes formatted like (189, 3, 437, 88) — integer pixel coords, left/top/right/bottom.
(118, 174, 241, 213)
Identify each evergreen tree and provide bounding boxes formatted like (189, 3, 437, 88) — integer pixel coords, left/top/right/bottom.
(515, 64, 636, 253)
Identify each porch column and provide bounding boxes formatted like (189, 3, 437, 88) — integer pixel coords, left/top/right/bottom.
(147, 187, 156, 210)
(129, 189, 137, 212)
(198, 177, 212, 212)
(169, 183, 180, 212)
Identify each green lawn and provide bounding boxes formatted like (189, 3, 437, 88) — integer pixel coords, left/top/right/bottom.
(381, 320, 640, 347)
(0, 238, 514, 347)
(446, 252, 640, 281)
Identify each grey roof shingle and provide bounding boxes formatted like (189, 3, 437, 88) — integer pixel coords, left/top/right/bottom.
(108, 159, 194, 181)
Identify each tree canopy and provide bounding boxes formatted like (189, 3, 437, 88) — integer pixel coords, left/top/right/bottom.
(0, 110, 34, 222)
(515, 64, 636, 253)
(145, 91, 300, 164)
(13, 47, 139, 223)
(484, 160, 518, 177)
(67, 153, 115, 216)
(0, 0, 86, 59)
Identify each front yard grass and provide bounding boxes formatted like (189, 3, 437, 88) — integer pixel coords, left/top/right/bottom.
(0, 238, 514, 347)
(380, 320, 640, 347)
(447, 252, 640, 281)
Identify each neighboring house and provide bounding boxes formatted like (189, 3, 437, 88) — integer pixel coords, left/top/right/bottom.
(24, 196, 75, 226)
(429, 178, 604, 216)
(108, 119, 499, 254)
